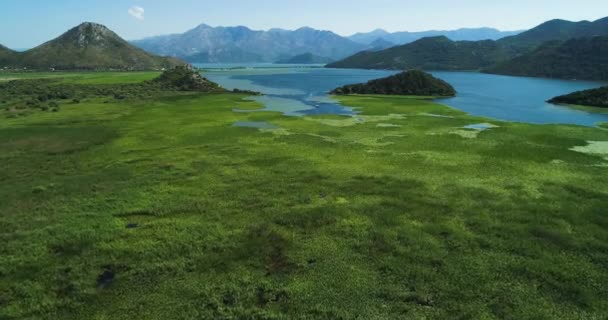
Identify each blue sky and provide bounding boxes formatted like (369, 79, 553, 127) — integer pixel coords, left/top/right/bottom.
(1, 0, 607, 48)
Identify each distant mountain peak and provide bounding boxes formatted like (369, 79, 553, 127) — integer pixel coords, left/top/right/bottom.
(371, 28, 389, 33)
(13, 22, 185, 70)
(192, 23, 213, 30)
(59, 22, 122, 49)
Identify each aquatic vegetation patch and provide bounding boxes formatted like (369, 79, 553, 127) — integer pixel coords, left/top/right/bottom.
(451, 129, 481, 139)
(464, 123, 499, 131)
(308, 113, 406, 127)
(376, 123, 402, 128)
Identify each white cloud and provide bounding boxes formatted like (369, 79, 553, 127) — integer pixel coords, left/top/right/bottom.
(128, 6, 144, 21)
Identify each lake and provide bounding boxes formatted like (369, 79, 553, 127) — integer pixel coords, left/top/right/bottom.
(199, 64, 608, 126)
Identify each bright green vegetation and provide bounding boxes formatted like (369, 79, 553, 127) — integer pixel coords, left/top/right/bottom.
(0, 71, 161, 84)
(327, 16, 608, 79)
(275, 53, 334, 64)
(2, 73, 608, 319)
(549, 86, 608, 108)
(488, 36, 608, 80)
(0, 22, 183, 71)
(331, 70, 456, 96)
(327, 36, 511, 70)
(0, 68, 223, 118)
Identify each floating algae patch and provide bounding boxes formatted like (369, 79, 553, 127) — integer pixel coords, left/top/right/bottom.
(450, 123, 499, 139)
(309, 117, 361, 127)
(571, 141, 608, 159)
(377, 123, 402, 128)
(308, 113, 406, 127)
(261, 128, 292, 136)
(451, 129, 481, 139)
(419, 113, 455, 118)
(464, 123, 499, 131)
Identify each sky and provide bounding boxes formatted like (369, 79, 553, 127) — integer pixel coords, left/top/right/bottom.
(1, 0, 607, 48)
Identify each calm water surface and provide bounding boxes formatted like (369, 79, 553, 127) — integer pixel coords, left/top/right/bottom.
(199, 64, 608, 126)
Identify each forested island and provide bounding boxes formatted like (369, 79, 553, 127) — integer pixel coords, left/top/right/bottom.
(331, 70, 456, 96)
(548, 86, 608, 108)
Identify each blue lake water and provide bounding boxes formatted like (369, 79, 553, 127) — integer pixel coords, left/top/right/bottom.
(199, 64, 608, 126)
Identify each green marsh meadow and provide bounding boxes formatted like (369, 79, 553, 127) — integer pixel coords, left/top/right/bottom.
(1, 72, 608, 319)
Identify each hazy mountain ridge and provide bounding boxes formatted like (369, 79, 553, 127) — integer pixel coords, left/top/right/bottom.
(132, 24, 367, 63)
(368, 38, 395, 51)
(349, 27, 522, 45)
(1, 23, 184, 70)
(328, 16, 608, 77)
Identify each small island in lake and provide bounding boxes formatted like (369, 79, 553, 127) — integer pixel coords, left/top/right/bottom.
(331, 70, 456, 96)
(548, 86, 608, 108)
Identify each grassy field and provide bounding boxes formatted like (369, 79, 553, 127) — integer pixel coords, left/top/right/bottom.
(0, 71, 161, 84)
(1, 73, 608, 319)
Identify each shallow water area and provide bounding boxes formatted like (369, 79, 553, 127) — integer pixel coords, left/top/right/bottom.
(200, 64, 608, 126)
(232, 121, 278, 129)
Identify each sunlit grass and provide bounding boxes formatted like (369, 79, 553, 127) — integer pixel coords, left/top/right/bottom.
(1, 75, 608, 319)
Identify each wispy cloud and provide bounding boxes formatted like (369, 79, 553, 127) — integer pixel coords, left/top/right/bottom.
(128, 6, 145, 21)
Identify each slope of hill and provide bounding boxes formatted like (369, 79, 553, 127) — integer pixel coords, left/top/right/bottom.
(327, 36, 510, 71)
(0, 44, 18, 67)
(17, 22, 184, 70)
(498, 17, 608, 50)
(548, 86, 608, 108)
(487, 36, 608, 80)
(329, 16, 608, 72)
(275, 53, 333, 64)
(132, 24, 366, 63)
(331, 70, 456, 96)
(349, 27, 522, 45)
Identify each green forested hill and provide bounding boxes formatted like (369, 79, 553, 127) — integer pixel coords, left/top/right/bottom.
(327, 17, 608, 73)
(497, 17, 608, 50)
(331, 70, 456, 96)
(4, 23, 184, 71)
(548, 86, 608, 107)
(487, 36, 608, 80)
(326, 36, 510, 71)
(0, 44, 18, 67)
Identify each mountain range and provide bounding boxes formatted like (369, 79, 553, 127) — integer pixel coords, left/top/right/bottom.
(131, 24, 367, 63)
(131, 24, 524, 63)
(348, 27, 522, 45)
(328, 16, 608, 80)
(0, 23, 183, 70)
